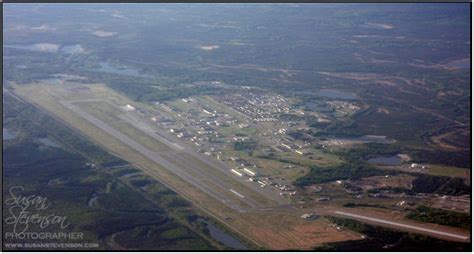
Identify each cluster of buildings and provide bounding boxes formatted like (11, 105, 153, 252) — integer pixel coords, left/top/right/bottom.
(127, 83, 327, 200)
(326, 100, 360, 115)
(212, 90, 291, 123)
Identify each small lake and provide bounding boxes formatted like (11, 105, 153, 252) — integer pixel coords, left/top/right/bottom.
(367, 155, 402, 166)
(201, 220, 248, 250)
(38, 137, 61, 148)
(95, 62, 152, 78)
(3, 128, 17, 140)
(317, 89, 357, 100)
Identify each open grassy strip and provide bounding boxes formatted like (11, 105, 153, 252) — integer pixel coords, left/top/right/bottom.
(422, 165, 470, 178)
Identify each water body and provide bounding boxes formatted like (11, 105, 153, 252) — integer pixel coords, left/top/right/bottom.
(95, 62, 152, 78)
(367, 155, 402, 166)
(201, 220, 248, 250)
(3, 128, 16, 140)
(38, 137, 61, 148)
(317, 89, 357, 100)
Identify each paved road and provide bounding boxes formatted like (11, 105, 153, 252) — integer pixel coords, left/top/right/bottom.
(333, 211, 470, 241)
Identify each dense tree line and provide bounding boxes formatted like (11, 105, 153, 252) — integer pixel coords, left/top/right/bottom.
(406, 205, 470, 229)
(410, 174, 470, 196)
(233, 140, 258, 152)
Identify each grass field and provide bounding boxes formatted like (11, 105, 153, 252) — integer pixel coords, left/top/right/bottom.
(222, 150, 310, 182)
(423, 165, 470, 179)
(254, 149, 343, 168)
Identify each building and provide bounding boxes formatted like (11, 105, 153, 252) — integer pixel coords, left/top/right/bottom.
(301, 213, 319, 220)
(243, 168, 256, 176)
(231, 169, 243, 177)
(123, 104, 135, 111)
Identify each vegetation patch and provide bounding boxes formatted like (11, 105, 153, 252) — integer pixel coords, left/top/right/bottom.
(295, 162, 388, 186)
(410, 174, 470, 196)
(406, 205, 470, 229)
(314, 217, 470, 251)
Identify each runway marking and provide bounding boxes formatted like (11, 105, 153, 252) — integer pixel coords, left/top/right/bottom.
(333, 211, 470, 240)
(229, 189, 245, 199)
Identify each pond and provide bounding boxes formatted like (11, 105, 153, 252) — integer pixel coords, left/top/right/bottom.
(367, 155, 402, 166)
(94, 62, 152, 78)
(3, 128, 17, 140)
(200, 220, 248, 250)
(317, 89, 357, 100)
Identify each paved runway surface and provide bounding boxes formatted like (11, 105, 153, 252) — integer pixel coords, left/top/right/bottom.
(59, 100, 267, 212)
(119, 110, 287, 206)
(333, 211, 470, 241)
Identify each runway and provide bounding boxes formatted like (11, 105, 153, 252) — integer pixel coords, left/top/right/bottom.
(333, 211, 470, 241)
(58, 100, 266, 212)
(119, 109, 287, 206)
